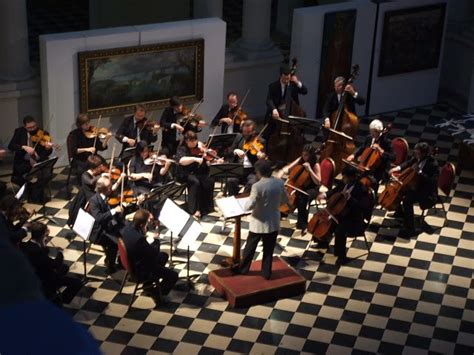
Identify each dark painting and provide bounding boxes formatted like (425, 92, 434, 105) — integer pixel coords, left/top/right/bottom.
(79, 39, 204, 116)
(379, 4, 446, 77)
(316, 9, 357, 118)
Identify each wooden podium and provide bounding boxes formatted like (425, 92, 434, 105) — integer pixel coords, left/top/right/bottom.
(215, 193, 251, 267)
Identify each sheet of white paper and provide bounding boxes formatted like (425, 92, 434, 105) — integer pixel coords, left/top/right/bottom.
(159, 198, 189, 235)
(216, 196, 243, 218)
(73, 208, 95, 241)
(177, 220, 203, 249)
(236, 196, 252, 213)
(15, 184, 26, 200)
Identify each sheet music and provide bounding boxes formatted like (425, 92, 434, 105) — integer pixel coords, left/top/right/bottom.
(177, 220, 203, 249)
(73, 208, 95, 241)
(237, 196, 252, 212)
(158, 198, 189, 235)
(15, 184, 26, 200)
(216, 196, 252, 219)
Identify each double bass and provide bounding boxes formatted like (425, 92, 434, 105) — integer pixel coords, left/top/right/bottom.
(319, 64, 360, 175)
(267, 58, 306, 164)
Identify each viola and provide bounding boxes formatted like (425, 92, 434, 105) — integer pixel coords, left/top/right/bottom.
(280, 162, 313, 214)
(243, 136, 265, 156)
(308, 190, 350, 241)
(108, 189, 135, 207)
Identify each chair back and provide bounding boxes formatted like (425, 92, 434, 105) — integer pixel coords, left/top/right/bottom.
(117, 238, 132, 274)
(66, 131, 74, 164)
(438, 162, 455, 196)
(392, 137, 409, 166)
(320, 158, 335, 188)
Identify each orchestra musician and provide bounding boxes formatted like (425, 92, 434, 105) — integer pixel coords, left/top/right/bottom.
(315, 166, 372, 265)
(346, 119, 394, 192)
(175, 131, 219, 218)
(234, 160, 288, 280)
(264, 66, 307, 140)
(21, 222, 82, 304)
(8, 116, 53, 189)
(88, 176, 125, 274)
(121, 209, 178, 305)
(280, 144, 321, 232)
(322, 76, 365, 130)
(160, 97, 185, 157)
(211, 92, 242, 134)
(0, 195, 30, 245)
(128, 141, 173, 195)
(226, 119, 266, 196)
(389, 142, 439, 238)
(115, 104, 159, 160)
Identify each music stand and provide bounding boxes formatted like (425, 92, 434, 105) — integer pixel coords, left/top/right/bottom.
(287, 115, 322, 136)
(72, 208, 95, 282)
(120, 147, 136, 165)
(206, 133, 237, 155)
(27, 157, 59, 224)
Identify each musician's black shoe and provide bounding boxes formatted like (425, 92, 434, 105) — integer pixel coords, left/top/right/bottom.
(399, 228, 418, 239)
(336, 256, 352, 266)
(312, 240, 329, 249)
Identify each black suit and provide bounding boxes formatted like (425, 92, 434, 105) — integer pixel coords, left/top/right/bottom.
(21, 241, 82, 303)
(88, 193, 122, 269)
(160, 107, 180, 157)
(115, 116, 158, 157)
(121, 224, 178, 295)
(327, 180, 372, 258)
(8, 127, 52, 186)
(322, 91, 365, 120)
(225, 134, 266, 196)
(0, 213, 27, 245)
(264, 80, 307, 139)
(211, 104, 241, 134)
(397, 156, 439, 229)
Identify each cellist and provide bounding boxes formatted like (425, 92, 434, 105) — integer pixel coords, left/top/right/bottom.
(388, 142, 439, 238)
(322, 76, 365, 132)
(314, 166, 372, 265)
(280, 144, 321, 232)
(346, 119, 394, 192)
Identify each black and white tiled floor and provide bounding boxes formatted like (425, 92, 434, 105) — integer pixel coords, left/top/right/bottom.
(4, 103, 474, 354)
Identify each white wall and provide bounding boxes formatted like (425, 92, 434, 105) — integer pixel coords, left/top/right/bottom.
(369, 0, 448, 115)
(40, 18, 226, 165)
(290, 0, 377, 119)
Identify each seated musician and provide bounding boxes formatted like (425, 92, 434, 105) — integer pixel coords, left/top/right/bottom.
(176, 131, 218, 218)
(315, 166, 372, 265)
(281, 144, 321, 231)
(128, 141, 172, 194)
(389, 142, 439, 238)
(121, 209, 178, 305)
(88, 176, 125, 274)
(226, 119, 266, 196)
(0, 195, 30, 245)
(346, 119, 394, 192)
(115, 104, 159, 160)
(8, 116, 53, 189)
(211, 92, 242, 134)
(264, 66, 307, 140)
(69, 114, 112, 178)
(21, 222, 82, 304)
(322, 76, 365, 130)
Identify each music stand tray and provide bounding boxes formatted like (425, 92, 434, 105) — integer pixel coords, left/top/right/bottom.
(207, 133, 237, 153)
(209, 163, 244, 180)
(287, 115, 322, 135)
(120, 147, 136, 163)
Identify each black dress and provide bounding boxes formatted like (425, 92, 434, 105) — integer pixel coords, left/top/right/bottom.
(69, 128, 107, 176)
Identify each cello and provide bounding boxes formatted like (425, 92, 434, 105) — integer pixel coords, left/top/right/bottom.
(319, 64, 360, 175)
(279, 162, 313, 214)
(266, 58, 306, 164)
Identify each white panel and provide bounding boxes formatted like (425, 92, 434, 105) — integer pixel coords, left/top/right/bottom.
(369, 0, 448, 115)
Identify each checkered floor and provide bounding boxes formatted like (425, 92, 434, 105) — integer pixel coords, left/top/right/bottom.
(3, 103, 474, 354)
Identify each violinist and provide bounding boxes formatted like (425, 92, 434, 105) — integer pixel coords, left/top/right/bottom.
(115, 104, 159, 159)
(280, 144, 321, 232)
(264, 66, 307, 140)
(0, 195, 30, 245)
(160, 97, 186, 157)
(128, 141, 172, 194)
(88, 176, 125, 274)
(388, 142, 439, 238)
(211, 92, 244, 134)
(346, 119, 394, 192)
(176, 131, 217, 218)
(8, 116, 53, 188)
(226, 119, 266, 196)
(70, 114, 112, 177)
(322, 76, 365, 130)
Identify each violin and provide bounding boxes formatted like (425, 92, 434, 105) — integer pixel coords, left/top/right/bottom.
(137, 118, 160, 132)
(178, 100, 204, 128)
(84, 126, 110, 139)
(31, 129, 60, 150)
(144, 155, 176, 166)
(308, 189, 351, 241)
(107, 189, 135, 207)
(243, 136, 265, 156)
(229, 107, 248, 127)
(280, 161, 314, 214)
(190, 144, 221, 162)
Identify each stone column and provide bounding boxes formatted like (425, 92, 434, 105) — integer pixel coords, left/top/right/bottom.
(194, 0, 223, 19)
(0, 0, 31, 81)
(238, 0, 274, 51)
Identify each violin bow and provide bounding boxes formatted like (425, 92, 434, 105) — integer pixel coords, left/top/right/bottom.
(230, 89, 250, 125)
(181, 98, 204, 128)
(92, 115, 102, 150)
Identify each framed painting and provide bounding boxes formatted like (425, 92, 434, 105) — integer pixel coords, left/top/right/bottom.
(78, 39, 204, 116)
(316, 9, 357, 118)
(378, 4, 446, 76)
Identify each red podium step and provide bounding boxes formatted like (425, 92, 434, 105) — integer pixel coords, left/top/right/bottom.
(208, 256, 306, 308)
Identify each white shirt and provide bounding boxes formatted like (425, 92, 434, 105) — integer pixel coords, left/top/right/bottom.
(243, 154, 252, 168)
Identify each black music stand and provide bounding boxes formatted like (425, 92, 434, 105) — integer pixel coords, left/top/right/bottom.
(287, 115, 322, 136)
(27, 157, 59, 225)
(120, 147, 136, 165)
(206, 133, 237, 155)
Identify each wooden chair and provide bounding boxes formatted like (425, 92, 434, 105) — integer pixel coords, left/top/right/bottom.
(391, 137, 409, 166)
(320, 157, 336, 189)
